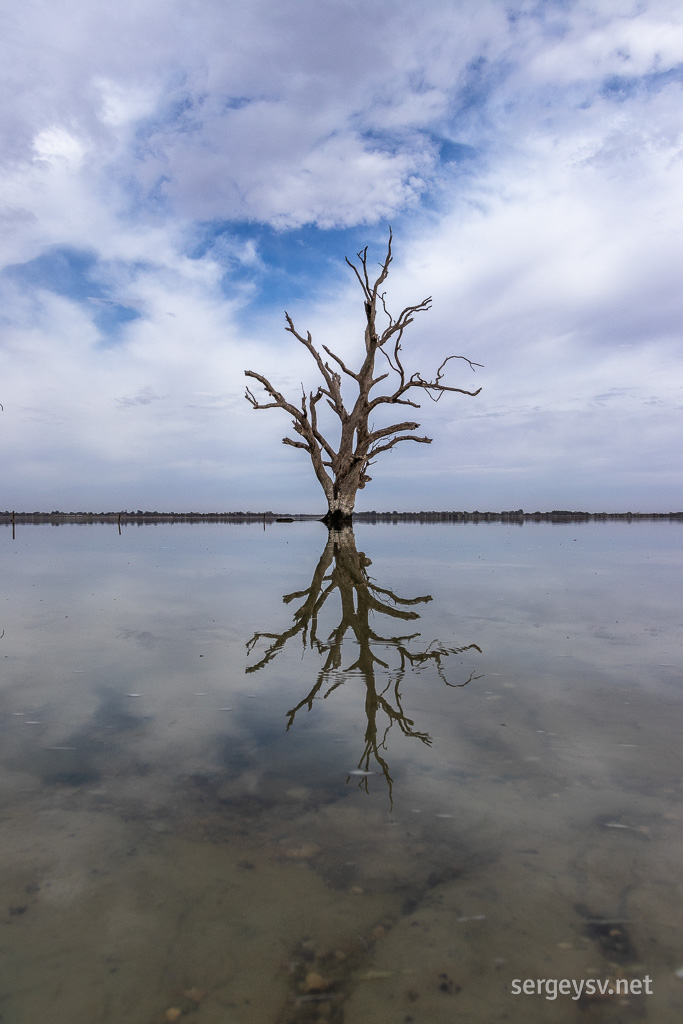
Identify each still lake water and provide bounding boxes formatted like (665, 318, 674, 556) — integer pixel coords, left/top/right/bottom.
(1, 520, 682, 1023)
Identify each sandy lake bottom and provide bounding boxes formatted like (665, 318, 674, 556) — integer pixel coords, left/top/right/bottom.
(1, 520, 682, 1023)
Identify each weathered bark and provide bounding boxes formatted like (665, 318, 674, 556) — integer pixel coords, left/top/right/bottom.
(245, 232, 481, 523)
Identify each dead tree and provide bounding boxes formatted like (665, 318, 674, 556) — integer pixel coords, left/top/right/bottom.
(245, 232, 481, 527)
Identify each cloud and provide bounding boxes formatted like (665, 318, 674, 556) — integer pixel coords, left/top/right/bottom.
(1, 0, 682, 511)
(116, 386, 166, 408)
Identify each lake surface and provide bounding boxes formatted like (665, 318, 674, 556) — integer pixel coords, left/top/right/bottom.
(1, 520, 682, 1023)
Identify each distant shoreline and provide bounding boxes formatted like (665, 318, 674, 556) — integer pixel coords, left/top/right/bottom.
(2, 509, 681, 525)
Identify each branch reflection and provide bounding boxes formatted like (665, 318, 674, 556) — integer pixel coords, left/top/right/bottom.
(246, 527, 481, 801)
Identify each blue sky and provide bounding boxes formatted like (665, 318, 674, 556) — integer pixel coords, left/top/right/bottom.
(1, 0, 682, 512)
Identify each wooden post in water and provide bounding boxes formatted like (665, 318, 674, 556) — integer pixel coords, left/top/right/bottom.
(12, 510, 15, 541)
(118, 511, 122, 536)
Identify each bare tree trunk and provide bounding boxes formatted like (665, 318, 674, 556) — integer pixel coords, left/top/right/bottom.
(322, 473, 363, 526)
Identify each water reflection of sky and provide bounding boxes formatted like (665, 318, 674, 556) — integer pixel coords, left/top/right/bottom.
(1, 522, 682, 1022)
(2, 520, 682, 792)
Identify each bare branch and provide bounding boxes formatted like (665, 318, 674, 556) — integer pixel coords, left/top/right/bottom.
(284, 313, 334, 390)
(370, 230, 393, 302)
(308, 389, 337, 461)
(379, 290, 393, 326)
(437, 353, 483, 375)
(244, 368, 338, 503)
(345, 253, 371, 301)
(244, 372, 302, 419)
(322, 345, 360, 381)
(244, 232, 481, 521)
(369, 389, 422, 409)
(369, 434, 432, 458)
(368, 360, 482, 411)
(245, 385, 281, 411)
(378, 297, 432, 348)
(411, 355, 485, 402)
(367, 420, 421, 443)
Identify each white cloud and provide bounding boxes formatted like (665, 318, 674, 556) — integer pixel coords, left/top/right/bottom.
(33, 127, 87, 166)
(95, 78, 160, 129)
(1, 0, 682, 510)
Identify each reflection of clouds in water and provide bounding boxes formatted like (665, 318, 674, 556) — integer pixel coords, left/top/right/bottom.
(116, 628, 166, 649)
(1, 523, 683, 1022)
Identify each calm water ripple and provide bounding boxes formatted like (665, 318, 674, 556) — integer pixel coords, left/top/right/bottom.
(1, 521, 682, 1022)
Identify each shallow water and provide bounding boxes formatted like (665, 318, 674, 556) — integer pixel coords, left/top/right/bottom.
(1, 520, 682, 1023)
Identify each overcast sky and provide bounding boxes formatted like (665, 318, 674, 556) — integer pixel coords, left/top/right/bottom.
(1, 0, 682, 513)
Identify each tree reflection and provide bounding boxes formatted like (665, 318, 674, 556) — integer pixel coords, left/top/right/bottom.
(246, 528, 481, 801)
